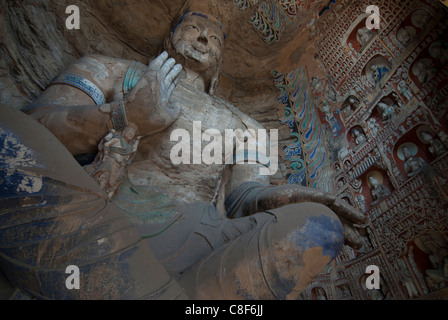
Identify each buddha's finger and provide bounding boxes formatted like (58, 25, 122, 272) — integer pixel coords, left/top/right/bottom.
(164, 64, 183, 88)
(148, 51, 169, 72)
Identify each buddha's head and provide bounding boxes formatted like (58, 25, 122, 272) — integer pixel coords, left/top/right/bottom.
(164, 11, 226, 95)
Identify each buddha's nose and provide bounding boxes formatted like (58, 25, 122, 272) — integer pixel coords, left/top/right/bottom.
(197, 32, 208, 45)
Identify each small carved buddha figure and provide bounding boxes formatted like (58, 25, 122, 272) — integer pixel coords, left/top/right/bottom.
(377, 101, 396, 124)
(421, 131, 447, 159)
(352, 128, 367, 145)
(341, 96, 358, 118)
(369, 176, 391, 205)
(357, 27, 375, 49)
(403, 147, 427, 178)
(85, 124, 141, 198)
(370, 64, 390, 87)
(355, 194, 367, 213)
(315, 287, 327, 300)
(367, 118, 380, 138)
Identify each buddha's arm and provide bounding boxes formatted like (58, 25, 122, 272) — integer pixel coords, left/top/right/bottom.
(26, 52, 182, 157)
(28, 103, 113, 156)
(25, 54, 130, 155)
(224, 107, 366, 249)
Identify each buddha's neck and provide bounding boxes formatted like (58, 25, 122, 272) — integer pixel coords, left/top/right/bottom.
(182, 69, 206, 93)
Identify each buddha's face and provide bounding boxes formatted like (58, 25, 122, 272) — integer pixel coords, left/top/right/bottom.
(123, 126, 136, 142)
(377, 102, 386, 111)
(416, 61, 426, 73)
(398, 28, 411, 44)
(170, 14, 224, 73)
(421, 132, 432, 143)
(403, 147, 411, 159)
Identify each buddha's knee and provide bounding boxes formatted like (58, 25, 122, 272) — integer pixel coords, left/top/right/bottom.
(180, 202, 344, 300)
(265, 202, 345, 263)
(259, 202, 344, 300)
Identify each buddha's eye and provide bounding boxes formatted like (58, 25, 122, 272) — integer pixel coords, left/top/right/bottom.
(185, 25, 199, 31)
(210, 35, 222, 46)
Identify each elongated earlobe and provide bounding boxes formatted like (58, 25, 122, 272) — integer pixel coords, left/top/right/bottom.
(163, 33, 174, 52)
(209, 74, 219, 95)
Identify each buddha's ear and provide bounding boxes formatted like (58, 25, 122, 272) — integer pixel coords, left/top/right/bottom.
(163, 33, 174, 52)
(208, 73, 219, 96)
(208, 61, 222, 96)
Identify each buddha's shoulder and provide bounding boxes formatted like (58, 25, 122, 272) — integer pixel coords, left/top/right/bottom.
(68, 55, 147, 80)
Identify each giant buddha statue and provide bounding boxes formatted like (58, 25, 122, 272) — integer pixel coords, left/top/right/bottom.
(0, 2, 365, 300)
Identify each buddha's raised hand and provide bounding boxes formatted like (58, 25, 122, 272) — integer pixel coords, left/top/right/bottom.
(125, 51, 183, 137)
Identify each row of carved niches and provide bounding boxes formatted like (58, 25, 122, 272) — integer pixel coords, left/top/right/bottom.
(356, 26, 445, 97)
(401, 24, 448, 114)
(410, 38, 447, 88)
(306, 228, 448, 299)
(351, 94, 401, 145)
(340, 91, 402, 138)
(309, 255, 390, 300)
(386, 32, 447, 112)
(346, 90, 427, 150)
(336, 36, 444, 132)
(339, 127, 447, 213)
(348, 7, 436, 56)
(393, 125, 447, 179)
(412, 35, 448, 118)
(345, 96, 400, 148)
(334, 165, 391, 213)
(395, 7, 437, 51)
